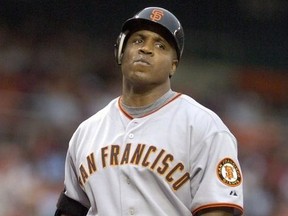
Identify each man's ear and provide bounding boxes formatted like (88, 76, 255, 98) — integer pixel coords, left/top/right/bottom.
(169, 59, 178, 78)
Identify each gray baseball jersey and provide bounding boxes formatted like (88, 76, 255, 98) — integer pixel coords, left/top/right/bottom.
(63, 93, 243, 216)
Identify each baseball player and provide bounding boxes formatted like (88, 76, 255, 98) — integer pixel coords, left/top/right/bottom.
(54, 7, 243, 216)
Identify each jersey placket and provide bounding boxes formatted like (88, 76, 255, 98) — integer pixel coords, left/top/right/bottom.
(119, 118, 141, 216)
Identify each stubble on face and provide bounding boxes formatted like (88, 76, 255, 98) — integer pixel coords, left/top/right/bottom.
(120, 30, 177, 94)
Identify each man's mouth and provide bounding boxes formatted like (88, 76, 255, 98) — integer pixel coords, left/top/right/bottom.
(133, 56, 151, 65)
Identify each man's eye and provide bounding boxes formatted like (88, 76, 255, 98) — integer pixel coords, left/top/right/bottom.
(134, 39, 143, 44)
(156, 43, 165, 49)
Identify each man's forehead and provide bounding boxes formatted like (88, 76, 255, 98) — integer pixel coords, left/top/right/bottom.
(130, 30, 168, 41)
(126, 25, 176, 49)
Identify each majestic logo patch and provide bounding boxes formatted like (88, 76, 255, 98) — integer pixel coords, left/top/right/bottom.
(217, 158, 242, 187)
(150, 9, 164, 22)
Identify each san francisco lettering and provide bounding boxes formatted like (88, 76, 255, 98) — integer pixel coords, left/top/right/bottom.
(78, 143, 190, 191)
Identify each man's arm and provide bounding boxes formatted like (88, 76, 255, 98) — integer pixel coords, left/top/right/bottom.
(196, 207, 234, 216)
(54, 190, 88, 216)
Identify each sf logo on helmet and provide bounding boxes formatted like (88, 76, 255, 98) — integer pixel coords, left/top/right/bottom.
(150, 9, 164, 22)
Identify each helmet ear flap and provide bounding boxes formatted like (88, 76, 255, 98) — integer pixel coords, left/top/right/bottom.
(114, 32, 127, 65)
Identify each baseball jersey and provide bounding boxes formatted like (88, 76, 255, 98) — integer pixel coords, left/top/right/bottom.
(63, 93, 243, 216)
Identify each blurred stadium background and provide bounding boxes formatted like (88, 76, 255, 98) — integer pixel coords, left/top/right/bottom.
(0, 1, 287, 215)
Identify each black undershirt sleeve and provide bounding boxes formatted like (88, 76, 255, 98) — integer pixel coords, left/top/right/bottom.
(54, 190, 89, 216)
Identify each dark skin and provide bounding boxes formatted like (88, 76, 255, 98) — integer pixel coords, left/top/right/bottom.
(60, 29, 235, 216)
(120, 29, 178, 107)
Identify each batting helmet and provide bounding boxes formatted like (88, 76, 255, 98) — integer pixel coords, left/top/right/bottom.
(114, 7, 184, 65)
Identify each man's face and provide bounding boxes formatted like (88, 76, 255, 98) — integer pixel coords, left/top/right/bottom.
(121, 29, 178, 90)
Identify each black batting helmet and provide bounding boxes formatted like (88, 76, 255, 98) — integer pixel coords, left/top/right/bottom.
(114, 7, 184, 65)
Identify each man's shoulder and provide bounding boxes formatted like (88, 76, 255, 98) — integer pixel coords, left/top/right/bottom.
(80, 97, 120, 127)
(178, 94, 213, 114)
(178, 94, 229, 130)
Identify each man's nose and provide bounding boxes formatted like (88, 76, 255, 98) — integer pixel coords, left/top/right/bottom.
(138, 43, 153, 55)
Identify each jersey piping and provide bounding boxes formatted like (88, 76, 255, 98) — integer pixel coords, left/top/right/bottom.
(192, 203, 244, 216)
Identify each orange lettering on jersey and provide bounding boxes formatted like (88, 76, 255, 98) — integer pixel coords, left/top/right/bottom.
(80, 143, 191, 191)
(87, 153, 97, 174)
(150, 9, 164, 22)
(79, 164, 89, 184)
(172, 172, 190, 190)
(166, 162, 184, 182)
(101, 146, 109, 168)
(150, 149, 165, 170)
(78, 176, 84, 187)
(120, 143, 131, 165)
(110, 145, 120, 166)
(157, 154, 174, 174)
(130, 144, 146, 165)
(142, 146, 157, 167)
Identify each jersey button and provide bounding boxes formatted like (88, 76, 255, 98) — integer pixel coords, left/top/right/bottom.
(128, 133, 134, 139)
(129, 208, 135, 215)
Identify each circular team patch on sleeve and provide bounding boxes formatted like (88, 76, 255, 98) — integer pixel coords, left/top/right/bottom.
(217, 158, 242, 187)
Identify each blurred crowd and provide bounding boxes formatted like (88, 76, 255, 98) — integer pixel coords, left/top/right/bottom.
(0, 22, 287, 216)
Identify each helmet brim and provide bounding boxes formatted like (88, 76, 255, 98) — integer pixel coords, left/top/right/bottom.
(122, 18, 181, 60)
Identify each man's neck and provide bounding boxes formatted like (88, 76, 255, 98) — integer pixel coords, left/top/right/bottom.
(121, 86, 171, 107)
(120, 89, 177, 118)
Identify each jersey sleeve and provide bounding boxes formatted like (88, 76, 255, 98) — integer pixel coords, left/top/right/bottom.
(190, 131, 244, 216)
(63, 131, 90, 208)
